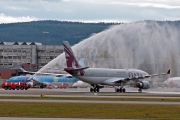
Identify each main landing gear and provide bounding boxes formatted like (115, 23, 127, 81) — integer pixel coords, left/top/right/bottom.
(90, 87, 99, 92)
(115, 87, 126, 93)
(90, 85, 102, 92)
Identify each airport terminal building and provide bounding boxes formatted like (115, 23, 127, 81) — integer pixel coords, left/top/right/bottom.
(0, 42, 63, 79)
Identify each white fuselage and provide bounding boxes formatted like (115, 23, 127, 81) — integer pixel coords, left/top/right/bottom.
(73, 68, 149, 85)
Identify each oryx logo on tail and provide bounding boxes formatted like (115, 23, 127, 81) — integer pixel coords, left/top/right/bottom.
(63, 41, 88, 76)
(63, 41, 80, 68)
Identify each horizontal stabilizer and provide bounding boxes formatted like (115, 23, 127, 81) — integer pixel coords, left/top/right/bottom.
(64, 67, 89, 72)
(72, 67, 89, 71)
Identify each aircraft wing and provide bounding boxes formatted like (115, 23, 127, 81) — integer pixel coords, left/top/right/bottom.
(20, 67, 67, 77)
(150, 69, 170, 77)
(32, 78, 50, 87)
(32, 78, 43, 85)
(103, 75, 151, 85)
(34, 72, 65, 77)
(102, 69, 170, 86)
(124, 75, 151, 81)
(103, 78, 127, 85)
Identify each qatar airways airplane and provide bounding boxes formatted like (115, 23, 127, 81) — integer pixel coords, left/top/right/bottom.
(63, 41, 170, 93)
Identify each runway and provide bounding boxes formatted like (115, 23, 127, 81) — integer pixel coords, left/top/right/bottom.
(1, 87, 180, 96)
(1, 87, 180, 102)
(0, 87, 180, 101)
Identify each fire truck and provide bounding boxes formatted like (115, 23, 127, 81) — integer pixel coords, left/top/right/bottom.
(2, 81, 30, 90)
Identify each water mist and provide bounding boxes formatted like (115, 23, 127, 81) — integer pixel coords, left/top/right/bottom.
(38, 21, 180, 84)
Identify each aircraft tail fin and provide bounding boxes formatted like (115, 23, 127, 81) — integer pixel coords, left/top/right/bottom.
(63, 41, 87, 76)
(63, 41, 81, 68)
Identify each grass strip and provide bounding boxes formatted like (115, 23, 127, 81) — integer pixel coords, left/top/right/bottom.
(0, 96, 180, 102)
(0, 102, 179, 119)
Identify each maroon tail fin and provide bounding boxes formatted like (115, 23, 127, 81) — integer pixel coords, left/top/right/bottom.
(63, 41, 81, 68)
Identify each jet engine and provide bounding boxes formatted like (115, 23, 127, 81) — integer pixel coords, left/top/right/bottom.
(136, 81, 150, 89)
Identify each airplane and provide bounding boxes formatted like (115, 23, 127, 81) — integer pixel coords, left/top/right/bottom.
(18, 58, 86, 87)
(63, 41, 170, 93)
(6, 75, 78, 88)
(164, 77, 180, 88)
(72, 80, 91, 88)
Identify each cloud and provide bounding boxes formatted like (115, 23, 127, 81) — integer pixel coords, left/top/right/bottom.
(121, 2, 180, 9)
(0, 13, 38, 24)
(41, 0, 63, 2)
(71, 0, 180, 9)
(5, 6, 30, 11)
(0, 0, 180, 23)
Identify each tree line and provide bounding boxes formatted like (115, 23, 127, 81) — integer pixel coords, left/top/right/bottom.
(0, 20, 120, 45)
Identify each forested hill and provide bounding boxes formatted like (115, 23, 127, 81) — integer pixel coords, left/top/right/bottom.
(0, 20, 120, 45)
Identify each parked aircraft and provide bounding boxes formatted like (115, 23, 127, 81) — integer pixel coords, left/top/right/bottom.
(72, 81, 91, 88)
(6, 75, 78, 88)
(63, 41, 170, 93)
(6, 76, 31, 87)
(164, 77, 180, 88)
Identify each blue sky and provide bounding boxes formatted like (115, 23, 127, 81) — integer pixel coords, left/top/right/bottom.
(0, 0, 180, 23)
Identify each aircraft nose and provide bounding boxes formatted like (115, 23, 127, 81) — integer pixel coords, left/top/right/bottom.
(72, 83, 77, 87)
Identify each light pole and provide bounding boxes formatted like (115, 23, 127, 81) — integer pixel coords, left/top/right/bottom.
(43, 31, 49, 46)
(43, 31, 49, 65)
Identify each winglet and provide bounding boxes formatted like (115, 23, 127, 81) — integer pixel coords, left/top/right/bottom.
(160, 69, 170, 75)
(167, 69, 170, 74)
